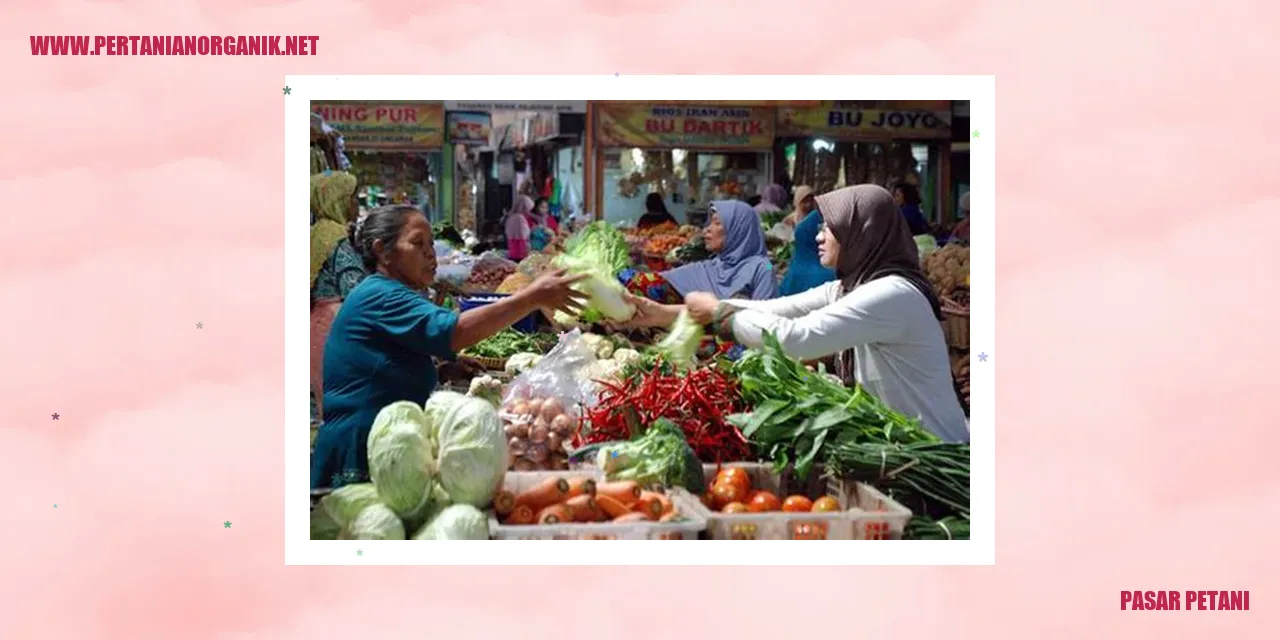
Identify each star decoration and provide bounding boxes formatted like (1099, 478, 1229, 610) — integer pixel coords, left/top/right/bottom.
(224, 521, 232, 528)
(51, 413, 59, 420)
(196, 322, 203, 329)
(971, 130, 980, 139)
(977, 352, 988, 362)
(283, 86, 291, 95)
(356, 549, 364, 557)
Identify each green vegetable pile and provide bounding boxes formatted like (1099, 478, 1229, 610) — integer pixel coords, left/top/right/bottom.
(728, 334, 936, 479)
(823, 440, 970, 520)
(552, 222, 635, 325)
(575, 418, 706, 494)
(903, 515, 970, 540)
(311, 392, 508, 540)
(463, 329, 558, 359)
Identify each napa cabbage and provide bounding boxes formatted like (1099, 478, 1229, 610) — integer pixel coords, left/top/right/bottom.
(656, 310, 704, 368)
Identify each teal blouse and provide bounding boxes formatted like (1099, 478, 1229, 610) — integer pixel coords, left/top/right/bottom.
(310, 274, 459, 489)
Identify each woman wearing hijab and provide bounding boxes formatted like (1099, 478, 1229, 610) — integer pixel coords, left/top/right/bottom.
(621, 200, 778, 304)
(310, 171, 364, 423)
(625, 185, 967, 443)
(504, 195, 536, 261)
(779, 186, 837, 296)
(893, 183, 931, 236)
(754, 183, 789, 216)
(637, 193, 678, 230)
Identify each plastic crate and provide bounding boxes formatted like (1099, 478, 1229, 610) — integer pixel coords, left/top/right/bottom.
(458, 294, 538, 333)
(692, 463, 911, 540)
(488, 470, 706, 540)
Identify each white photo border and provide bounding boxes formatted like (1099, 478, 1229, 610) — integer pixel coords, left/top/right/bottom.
(285, 75, 995, 566)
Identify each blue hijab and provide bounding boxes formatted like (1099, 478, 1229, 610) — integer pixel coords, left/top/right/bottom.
(663, 200, 777, 300)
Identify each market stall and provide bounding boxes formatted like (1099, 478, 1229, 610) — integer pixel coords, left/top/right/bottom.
(311, 220, 972, 542)
(312, 101, 447, 218)
(775, 100, 955, 225)
(590, 102, 779, 227)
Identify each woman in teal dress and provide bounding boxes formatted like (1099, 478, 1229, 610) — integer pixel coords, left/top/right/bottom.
(311, 204, 586, 489)
(779, 186, 837, 296)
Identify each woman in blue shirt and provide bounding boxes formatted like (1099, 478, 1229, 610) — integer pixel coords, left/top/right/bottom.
(311, 205, 586, 489)
(779, 186, 837, 296)
(893, 183, 931, 236)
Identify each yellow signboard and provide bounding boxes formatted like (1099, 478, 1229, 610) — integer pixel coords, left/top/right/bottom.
(777, 101, 950, 140)
(312, 102, 445, 150)
(596, 103, 775, 150)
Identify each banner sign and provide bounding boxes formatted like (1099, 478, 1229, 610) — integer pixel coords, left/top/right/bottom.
(444, 101, 587, 114)
(447, 111, 492, 146)
(312, 102, 445, 150)
(595, 103, 775, 149)
(777, 101, 950, 140)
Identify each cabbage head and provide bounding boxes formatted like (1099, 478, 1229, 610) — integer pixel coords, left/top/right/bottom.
(310, 483, 380, 540)
(344, 503, 406, 540)
(411, 504, 490, 540)
(423, 391, 468, 444)
(366, 401, 437, 518)
(656, 310, 704, 368)
(435, 395, 508, 507)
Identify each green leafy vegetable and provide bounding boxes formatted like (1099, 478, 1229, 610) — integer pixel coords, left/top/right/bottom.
(412, 504, 490, 540)
(345, 502, 406, 540)
(366, 401, 438, 518)
(592, 418, 706, 494)
(463, 329, 557, 359)
(553, 222, 635, 324)
(310, 483, 381, 540)
(655, 310, 703, 368)
(432, 395, 508, 507)
(824, 440, 970, 519)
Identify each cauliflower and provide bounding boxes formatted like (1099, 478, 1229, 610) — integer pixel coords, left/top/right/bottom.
(467, 375, 503, 408)
(611, 348, 642, 368)
(580, 333, 614, 360)
(505, 352, 542, 376)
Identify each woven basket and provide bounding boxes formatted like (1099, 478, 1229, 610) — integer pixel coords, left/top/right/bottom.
(940, 297, 970, 350)
(473, 355, 508, 371)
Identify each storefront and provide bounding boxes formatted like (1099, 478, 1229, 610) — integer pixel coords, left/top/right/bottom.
(446, 111, 494, 232)
(589, 102, 779, 226)
(775, 101, 955, 224)
(311, 101, 447, 221)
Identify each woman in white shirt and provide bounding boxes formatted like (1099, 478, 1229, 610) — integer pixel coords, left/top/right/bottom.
(625, 184, 968, 443)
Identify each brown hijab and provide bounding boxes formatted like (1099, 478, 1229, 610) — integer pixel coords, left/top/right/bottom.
(814, 185, 943, 383)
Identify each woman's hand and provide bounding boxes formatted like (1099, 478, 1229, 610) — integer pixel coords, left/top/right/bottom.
(525, 269, 588, 316)
(684, 292, 721, 325)
(439, 356, 486, 382)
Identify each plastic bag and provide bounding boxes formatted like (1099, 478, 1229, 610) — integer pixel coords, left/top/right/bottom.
(766, 222, 794, 243)
(499, 330, 603, 471)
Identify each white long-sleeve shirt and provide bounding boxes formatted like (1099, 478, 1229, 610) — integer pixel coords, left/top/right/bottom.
(726, 276, 969, 443)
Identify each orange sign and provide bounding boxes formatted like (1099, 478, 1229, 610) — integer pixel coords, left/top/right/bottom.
(595, 103, 775, 149)
(312, 102, 445, 150)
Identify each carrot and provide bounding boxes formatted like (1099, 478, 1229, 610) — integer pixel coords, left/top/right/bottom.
(595, 494, 632, 519)
(493, 490, 516, 517)
(536, 504, 573, 525)
(563, 495, 599, 522)
(612, 512, 649, 524)
(514, 477, 570, 511)
(504, 504, 535, 526)
(565, 477, 597, 500)
(597, 481, 642, 506)
(632, 493, 665, 520)
(640, 491, 673, 516)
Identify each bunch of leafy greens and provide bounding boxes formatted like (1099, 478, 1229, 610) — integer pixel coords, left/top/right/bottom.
(552, 222, 635, 325)
(728, 333, 936, 479)
(654, 310, 704, 368)
(591, 418, 706, 494)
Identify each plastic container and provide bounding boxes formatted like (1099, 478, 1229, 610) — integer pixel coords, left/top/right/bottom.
(488, 470, 706, 540)
(692, 463, 912, 540)
(459, 294, 538, 333)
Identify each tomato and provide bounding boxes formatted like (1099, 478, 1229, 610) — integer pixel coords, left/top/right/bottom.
(782, 495, 814, 513)
(711, 481, 747, 509)
(700, 492, 717, 510)
(811, 496, 841, 513)
(714, 467, 752, 494)
(748, 491, 782, 512)
(721, 501, 750, 514)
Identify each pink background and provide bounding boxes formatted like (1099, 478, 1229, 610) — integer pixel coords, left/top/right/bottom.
(2, 0, 1276, 637)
